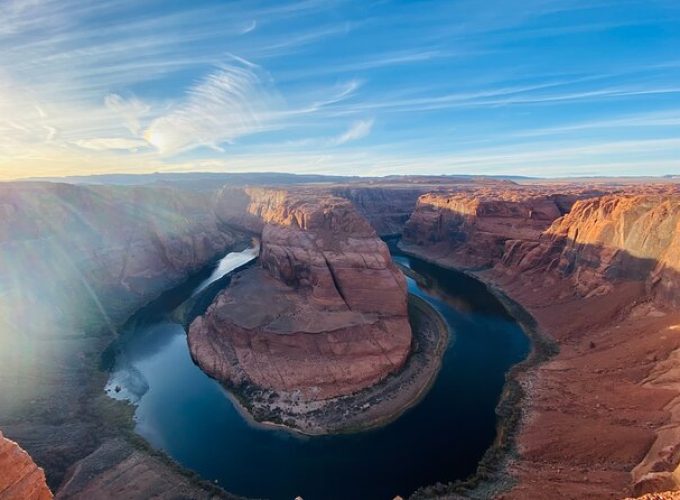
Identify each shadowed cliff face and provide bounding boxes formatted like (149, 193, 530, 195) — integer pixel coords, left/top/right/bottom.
(0, 182, 245, 491)
(0, 182, 242, 335)
(190, 188, 412, 400)
(329, 186, 430, 236)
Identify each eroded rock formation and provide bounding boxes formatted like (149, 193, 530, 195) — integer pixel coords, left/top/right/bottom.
(0, 431, 52, 500)
(330, 186, 430, 236)
(189, 188, 412, 401)
(402, 188, 578, 268)
(500, 194, 680, 303)
(401, 185, 680, 498)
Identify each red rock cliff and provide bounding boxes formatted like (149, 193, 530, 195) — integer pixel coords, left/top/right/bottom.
(189, 189, 412, 401)
(402, 189, 571, 268)
(0, 431, 52, 500)
(401, 186, 680, 498)
(500, 194, 680, 305)
(329, 186, 429, 236)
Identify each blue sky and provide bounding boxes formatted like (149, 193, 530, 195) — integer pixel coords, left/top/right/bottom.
(1, 0, 679, 179)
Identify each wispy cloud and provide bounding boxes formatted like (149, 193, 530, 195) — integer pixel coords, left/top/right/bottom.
(514, 109, 680, 137)
(143, 62, 280, 154)
(104, 94, 149, 135)
(74, 137, 148, 151)
(302, 79, 363, 112)
(333, 119, 374, 145)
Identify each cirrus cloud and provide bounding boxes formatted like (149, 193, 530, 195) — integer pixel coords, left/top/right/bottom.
(333, 118, 374, 145)
(143, 62, 280, 155)
(74, 137, 149, 151)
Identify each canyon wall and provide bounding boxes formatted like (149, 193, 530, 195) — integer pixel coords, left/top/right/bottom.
(330, 186, 429, 236)
(500, 194, 680, 304)
(401, 186, 680, 498)
(0, 182, 245, 493)
(402, 188, 581, 268)
(189, 188, 412, 401)
(0, 182, 242, 338)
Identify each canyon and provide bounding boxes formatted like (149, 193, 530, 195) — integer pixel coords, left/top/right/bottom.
(401, 185, 680, 498)
(2, 173, 680, 498)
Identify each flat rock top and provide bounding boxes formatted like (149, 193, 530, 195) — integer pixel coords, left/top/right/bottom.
(211, 267, 376, 334)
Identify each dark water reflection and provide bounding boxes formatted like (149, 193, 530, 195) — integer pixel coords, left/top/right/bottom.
(105, 244, 530, 500)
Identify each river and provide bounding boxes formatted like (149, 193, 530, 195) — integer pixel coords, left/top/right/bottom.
(104, 242, 529, 500)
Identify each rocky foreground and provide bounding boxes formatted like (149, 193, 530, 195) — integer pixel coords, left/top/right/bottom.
(0, 431, 52, 499)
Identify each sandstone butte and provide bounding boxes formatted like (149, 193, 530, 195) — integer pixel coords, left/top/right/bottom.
(401, 186, 680, 498)
(188, 187, 412, 401)
(0, 431, 52, 500)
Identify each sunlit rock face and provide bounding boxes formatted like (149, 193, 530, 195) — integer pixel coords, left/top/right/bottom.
(402, 189, 575, 269)
(500, 194, 680, 304)
(402, 187, 680, 304)
(495, 193, 680, 500)
(190, 188, 412, 400)
(0, 431, 52, 500)
(402, 186, 680, 499)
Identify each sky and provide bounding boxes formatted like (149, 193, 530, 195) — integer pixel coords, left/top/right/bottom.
(1, 0, 679, 180)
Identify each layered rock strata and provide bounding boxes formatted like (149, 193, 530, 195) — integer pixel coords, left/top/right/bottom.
(189, 189, 412, 402)
(402, 188, 578, 268)
(330, 186, 430, 236)
(0, 431, 52, 500)
(401, 188, 680, 498)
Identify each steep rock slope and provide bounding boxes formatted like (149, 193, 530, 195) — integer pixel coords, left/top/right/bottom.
(401, 186, 680, 498)
(189, 188, 412, 400)
(497, 194, 680, 497)
(55, 438, 233, 500)
(0, 182, 244, 491)
(402, 188, 580, 268)
(0, 431, 52, 500)
(330, 186, 429, 236)
(500, 194, 680, 303)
